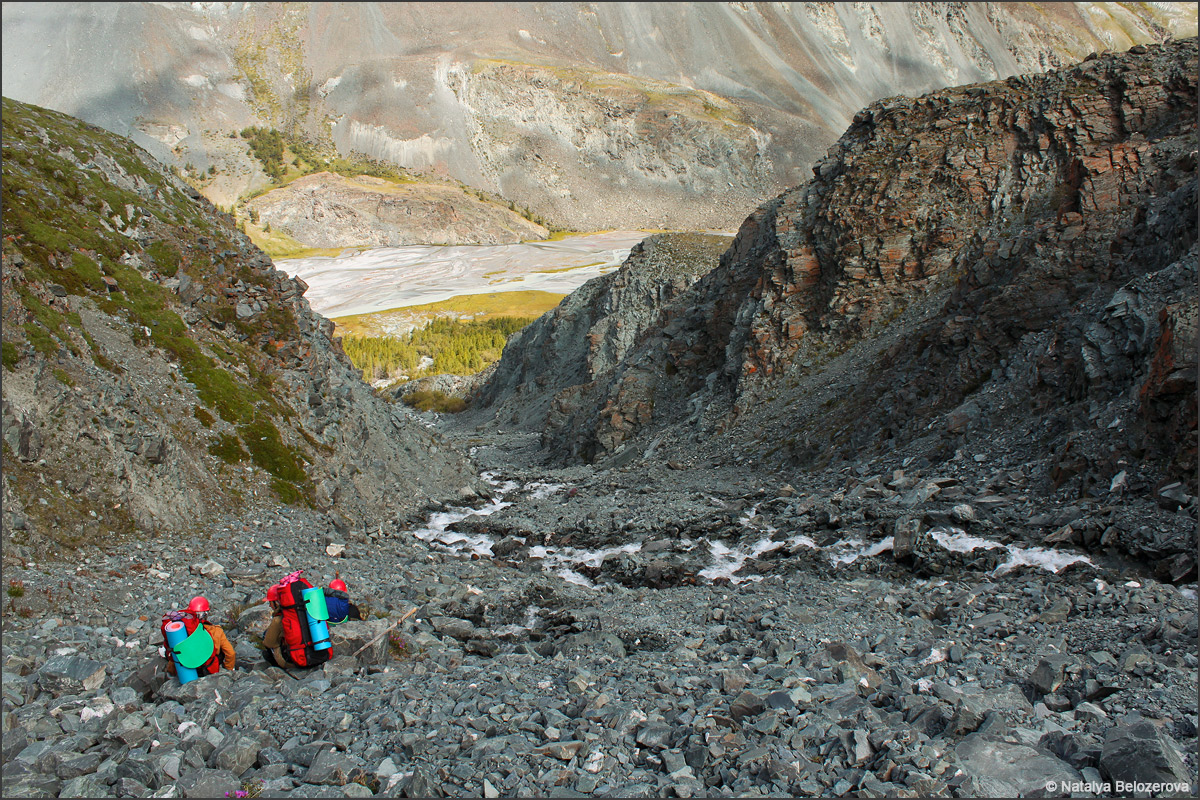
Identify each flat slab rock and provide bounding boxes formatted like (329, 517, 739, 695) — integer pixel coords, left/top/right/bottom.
(37, 655, 106, 695)
(175, 767, 240, 799)
(954, 733, 1082, 796)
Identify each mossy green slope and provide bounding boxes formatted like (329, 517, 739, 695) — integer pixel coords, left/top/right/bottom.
(1, 97, 474, 560)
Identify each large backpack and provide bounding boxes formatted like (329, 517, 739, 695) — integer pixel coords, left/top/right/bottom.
(276, 573, 332, 668)
(160, 611, 221, 676)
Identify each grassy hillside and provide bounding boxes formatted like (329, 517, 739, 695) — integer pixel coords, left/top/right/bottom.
(1, 97, 472, 558)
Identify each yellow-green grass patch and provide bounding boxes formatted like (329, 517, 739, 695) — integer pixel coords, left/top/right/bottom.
(333, 290, 564, 338)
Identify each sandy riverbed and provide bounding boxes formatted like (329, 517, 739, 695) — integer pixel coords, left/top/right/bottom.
(275, 230, 655, 318)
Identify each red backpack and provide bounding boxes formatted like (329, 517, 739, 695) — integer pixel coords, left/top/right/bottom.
(160, 611, 221, 676)
(276, 573, 332, 668)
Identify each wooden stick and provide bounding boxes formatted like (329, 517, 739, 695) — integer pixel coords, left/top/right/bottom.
(352, 606, 418, 657)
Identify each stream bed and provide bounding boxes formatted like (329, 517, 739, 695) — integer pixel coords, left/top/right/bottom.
(406, 472, 1102, 590)
(276, 230, 654, 318)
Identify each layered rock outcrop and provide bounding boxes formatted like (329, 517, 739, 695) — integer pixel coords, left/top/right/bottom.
(477, 39, 1197, 569)
(1, 99, 479, 559)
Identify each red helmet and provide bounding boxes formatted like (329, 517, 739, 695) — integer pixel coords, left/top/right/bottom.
(330, 579, 347, 592)
(266, 585, 281, 603)
(186, 596, 210, 614)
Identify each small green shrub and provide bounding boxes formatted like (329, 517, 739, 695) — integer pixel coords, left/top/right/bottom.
(23, 323, 59, 357)
(238, 417, 307, 484)
(270, 477, 309, 506)
(402, 389, 467, 414)
(7, 580, 26, 598)
(193, 406, 216, 428)
(52, 368, 74, 386)
(1, 341, 20, 371)
(209, 434, 248, 464)
(145, 240, 181, 277)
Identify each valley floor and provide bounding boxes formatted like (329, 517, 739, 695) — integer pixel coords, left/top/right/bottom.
(2, 422, 1197, 798)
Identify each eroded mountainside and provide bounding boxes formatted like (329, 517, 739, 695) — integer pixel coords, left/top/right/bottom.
(3, 3, 1195, 229)
(473, 232, 731, 433)
(474, 39, 1198, 578)
(244, 172, 549, 249)
(1, 98, 479, 561)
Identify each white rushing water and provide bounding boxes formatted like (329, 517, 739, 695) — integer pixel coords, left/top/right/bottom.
(276, 230, 653, 318)
(928, 527, 1096, 575)
(405, 478, 1103, 590)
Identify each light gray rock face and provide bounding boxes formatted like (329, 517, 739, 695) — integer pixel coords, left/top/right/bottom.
(328, 618, 395, 666)
(3, 3, 1193, 228)
(474, 40, 1198, 585)
(37, 656, 106, 695)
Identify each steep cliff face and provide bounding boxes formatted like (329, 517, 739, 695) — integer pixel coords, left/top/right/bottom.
(472, 233, 730, 434)
(1, 99, 478, 560)
(478, 40, 1197, 557)
(3, 3, 1194, 230)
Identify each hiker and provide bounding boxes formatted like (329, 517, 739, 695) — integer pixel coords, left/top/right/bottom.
(261, 572, 333, 670)
(324, 578, 363, 623)
(161, 595, 235, 679)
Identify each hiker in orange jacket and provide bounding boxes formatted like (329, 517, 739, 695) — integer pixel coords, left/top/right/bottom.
(163, 596, 236, 676)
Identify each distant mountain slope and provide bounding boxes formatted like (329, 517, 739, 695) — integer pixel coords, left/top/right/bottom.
(3, 3, 1194, 230)
(245, 172, 548, 250)
(1, 98, 478, 560)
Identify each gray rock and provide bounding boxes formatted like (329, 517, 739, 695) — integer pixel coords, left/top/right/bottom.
(430, 615, 476, 641)
(765, 690, 795, 710)
(1030, 655, 1074, 695)
(635, 725, 674, 750)
(392, 765, 443, 797)
(211, 734, 260, 776)
(893, 516, 924, 560)
(37, 655, 106, 695)
(115, 756, 158, 789)
(54, 751, 103, 779)
(533, 741, 586, 760)
(0, 773, 62, 798)
(236, 603, 275, 634)
(955, 734, 1081, 796)
(110, 686, 140, 710)
(289, 784, 351, 798)
(329, 618, 394, 665)
(729, 690, 766, 722)
(1100, 720, 1192, 787)
(175, 767, 240, 799)
(305, 748, 361, 785)
(283, 741, 338, 768)
(558, 631, 626, 659)
(57, 775, 112, 798)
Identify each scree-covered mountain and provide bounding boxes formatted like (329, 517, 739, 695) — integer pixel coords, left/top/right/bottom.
(2, 2, 1195, 230)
